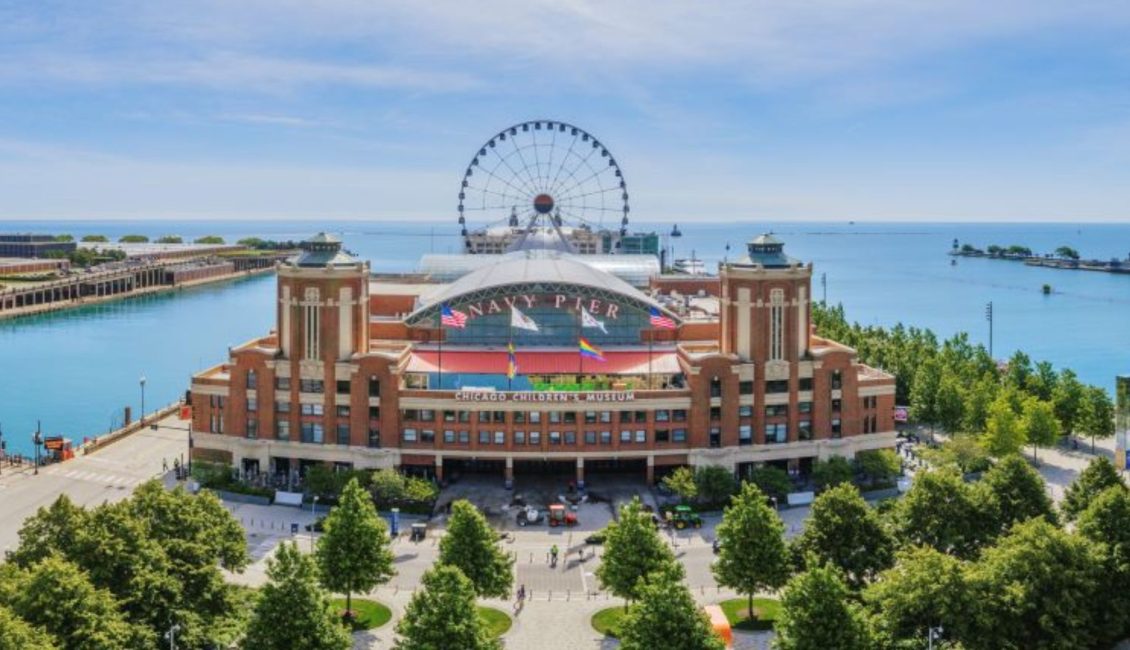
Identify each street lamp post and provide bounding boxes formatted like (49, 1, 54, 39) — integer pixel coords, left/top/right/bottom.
(139, 375, 147, 426)
(311, 495, 319, 552)
(32, 421, 42, 475)
(164, 623, 181, 650)
(928, 625, 944, 650)
(0, 422, 4, 477)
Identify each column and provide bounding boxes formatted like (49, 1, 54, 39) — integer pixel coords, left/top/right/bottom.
(434, 455, 444, 482)
(576, 457, 585, 489)
(504, 456, 514, 488)
(645, 455, 655, 484)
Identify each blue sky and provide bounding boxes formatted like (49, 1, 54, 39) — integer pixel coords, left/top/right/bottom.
(2, 1, 1130, 222)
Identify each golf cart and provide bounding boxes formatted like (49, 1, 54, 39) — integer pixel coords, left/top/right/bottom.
(515, 505, 542, 527)
(410, 522, 427, 542)
(548, 503, 578, 527)
(670, 505, 703, 530)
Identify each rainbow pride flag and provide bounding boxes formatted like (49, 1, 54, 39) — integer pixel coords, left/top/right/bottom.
(507, 342, 519, 379)
(579, 337, 605, 362)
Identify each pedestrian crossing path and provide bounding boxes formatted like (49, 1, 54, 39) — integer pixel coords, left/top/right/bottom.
(44, 467, 147, 488)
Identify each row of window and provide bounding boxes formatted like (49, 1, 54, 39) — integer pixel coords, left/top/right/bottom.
(401, 409, 690, 425)
(402, 428, 691, 445)
(246, 374, 382, 397)
(710, 378, 817, 397)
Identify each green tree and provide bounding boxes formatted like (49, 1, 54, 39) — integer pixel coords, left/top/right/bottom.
(194, 235, 225, 244)
(155, 235, 183, 244)
(81, 234, 109, 242)
(854, 449, 901, 487)
(775, 564, 871, 650)
(811, 456, 853, 491)
(316, 478, 395, 614)
(1076, 487, 1130, 644)
(909, 358, 942, 432)
(118, 234, 149, 243)
(713, 483, 789, 615)
(935, 374, 965, 434)
(1055, 245, 1080, 260)
(893, 470, 993, 558)
(3, 556, 147, 650)
(619, 565, 725, 650)
(662, 466, 698, 503)
(694, 465, 737, 506)
(921, 434, 990, 474)
(1078, 385, 1115, 453)
(1062, 456, 1127, 521)
(1051, 368, 1085, 436)
(0, 605, 57, 650)
(393, 565, 500, 650)
(977, 454, 1056, 534)
(961, 373, 998, 433)
(53, 233, 74, 242)
(370, 468, 408, 502)
(863, 546, 969, 650)
(982, 393, 1025, 457)
(245, 542, 351, 650)
(437, 500, 513, 599)
(792, 484, 894, 589)
(597, 498, 680, 603)
(1021, 397, 1060, 461)
(963, 518, 1101, 650)
(745, 465, 792, 502)
(6, 494, 88, 567)
(1004, 351, 1033, 390)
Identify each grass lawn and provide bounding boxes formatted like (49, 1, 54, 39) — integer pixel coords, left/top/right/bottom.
(718, 597, 782, 631)
(591, 606, 628, 638)
(329, 598, 392, 631)
(477, 606, 513, 639)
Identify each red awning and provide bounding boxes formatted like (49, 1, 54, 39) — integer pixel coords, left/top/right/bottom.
(408, 349, 681, 375)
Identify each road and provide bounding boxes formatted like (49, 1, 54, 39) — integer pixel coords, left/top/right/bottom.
(0, 413, 187, 555)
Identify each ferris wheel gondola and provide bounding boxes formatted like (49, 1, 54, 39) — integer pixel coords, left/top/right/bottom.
(457, 120, 630, 251)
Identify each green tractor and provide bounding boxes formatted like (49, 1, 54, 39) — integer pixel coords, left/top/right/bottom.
(669, 505, 703, 530)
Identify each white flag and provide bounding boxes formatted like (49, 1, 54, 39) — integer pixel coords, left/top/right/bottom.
(510, 306, 540, 332)
(581, 307, 608, 334)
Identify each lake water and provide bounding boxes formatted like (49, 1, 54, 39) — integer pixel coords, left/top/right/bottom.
(1, 219, 1128, 456)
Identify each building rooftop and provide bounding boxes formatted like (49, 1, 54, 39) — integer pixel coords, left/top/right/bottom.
(729, 233, 802, 269)
(290, 232, 362, 268)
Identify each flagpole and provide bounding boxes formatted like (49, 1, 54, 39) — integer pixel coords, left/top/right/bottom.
(577, 311, 583, 376)
(438, 325, 443, 390)
(648, 330, 653, 389)
(508, 320, 513, 392)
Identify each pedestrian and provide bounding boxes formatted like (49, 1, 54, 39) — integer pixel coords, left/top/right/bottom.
(550, 544, 559, 567)
(162, 458, 168, 472)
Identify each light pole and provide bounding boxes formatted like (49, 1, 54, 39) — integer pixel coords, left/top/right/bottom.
(32, 421, 42, 475)
(928, 625, 944, 650)
(139, 375, 147, 426)
(311, 495, 319, 552)
(0, 422, 4, 477)
(985, 301, 993, 358)
(164, 623, 181, 650)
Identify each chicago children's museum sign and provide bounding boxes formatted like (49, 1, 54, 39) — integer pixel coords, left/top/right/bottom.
(455, 390, 636, 403)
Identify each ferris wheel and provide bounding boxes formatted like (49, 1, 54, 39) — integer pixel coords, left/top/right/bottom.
(457, 120, 630, 244)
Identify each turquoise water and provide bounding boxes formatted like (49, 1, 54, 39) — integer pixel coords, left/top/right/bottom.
(2, 219, 1129, 456)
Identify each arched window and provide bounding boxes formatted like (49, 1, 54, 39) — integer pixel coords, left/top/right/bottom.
(710, 375, 722, 398)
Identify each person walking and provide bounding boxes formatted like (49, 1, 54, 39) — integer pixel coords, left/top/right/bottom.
(550, 544, 559, 567)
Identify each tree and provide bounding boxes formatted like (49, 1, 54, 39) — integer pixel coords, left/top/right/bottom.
(155, 235, 183, 244)
(437, 500, 513, 599)
(393, 565, 500, 650)
(863, 546, 969, 649)
(1055, 245, 1080, 260)
(962, 373, 998, 433)
(893, 470, 993, 558)
(922, 434, 990, 474)
(1004, 351, 1033, 391)
(1062, 456, 1127, 521)
(792, 484, 894, 589)
(934, 374, 965, 434)
(694, 465, 737, 506)
(774, 564, 871, 650)
(0, 605, 57, 650)
(713, 483, 789, 615)
(619, 565, 725, 650)
(245, 542, 351, 650)
(811, 456, 853, 491)
(81, 234, 108, 242)
(909, 358, 942, 432)
(316, 478, 395, 615)
(194, 235, 225, 244)
(1021, 397, 1060, 461)
(1078, 385, 1115, 453)
(662, 466, 698, 503)
(982, 393, 1025, 457)
(6, 494, 88, 567)
(118, 234, 149, 243)
(963, 518, 1102, 650)
(745, 465, 792, 502)
(977, 454, 1056, 534)
(853, 449, 901, 487)
(597, 498, 680, 603)
(370, 468, 408, 502)
(1076, 487, 1130, 644)
(1052, 369, 1085, 437)
(2, 556, 147, 650)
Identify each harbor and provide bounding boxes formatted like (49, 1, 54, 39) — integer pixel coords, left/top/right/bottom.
(949, 240, 1130, 275)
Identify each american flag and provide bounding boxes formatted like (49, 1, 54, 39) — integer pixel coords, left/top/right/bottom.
(441, 304, 468, 328)
(649, 306, 676, 330)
